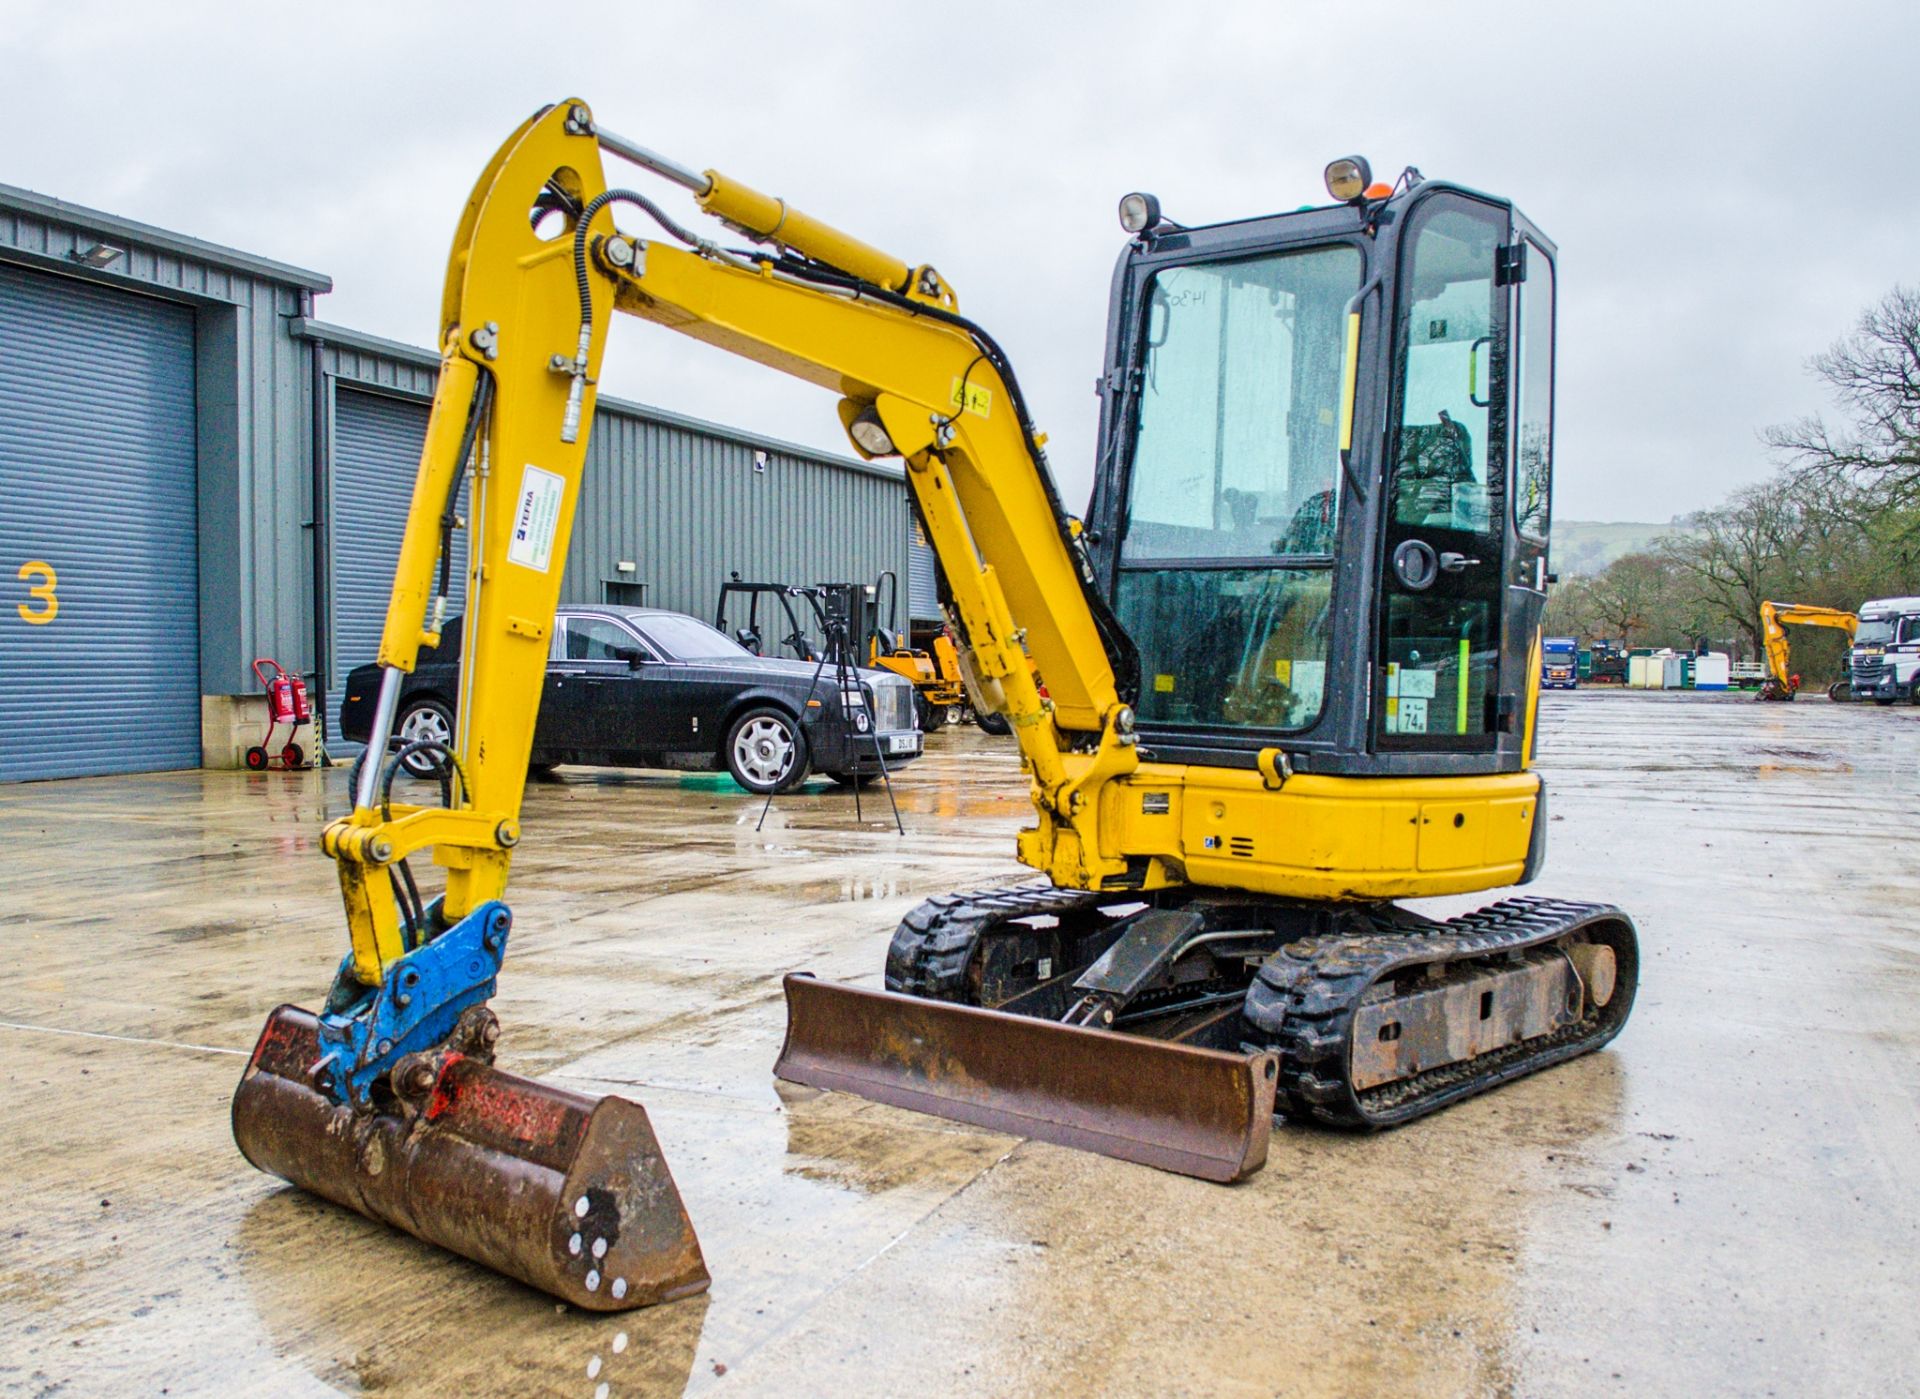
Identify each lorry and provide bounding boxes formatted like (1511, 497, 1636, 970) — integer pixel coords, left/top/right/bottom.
(1845, 595, 1920, 704)
(1583, 638, 1629, 685)
(1541, 636, 1578, 689)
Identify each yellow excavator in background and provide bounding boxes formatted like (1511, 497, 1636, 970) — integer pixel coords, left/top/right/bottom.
(867, 622, 973, 728)
(1756, 599, 1857, 701)
(233, 100, 1637, 1310)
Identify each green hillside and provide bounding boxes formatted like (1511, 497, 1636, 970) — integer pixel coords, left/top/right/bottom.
(1551, 520, 1695, 577)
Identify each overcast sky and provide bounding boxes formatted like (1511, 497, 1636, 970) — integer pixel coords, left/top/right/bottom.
(4, 1, 1914, 523)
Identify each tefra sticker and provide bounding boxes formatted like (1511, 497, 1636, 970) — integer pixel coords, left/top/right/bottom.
(507, 464, 565, 572)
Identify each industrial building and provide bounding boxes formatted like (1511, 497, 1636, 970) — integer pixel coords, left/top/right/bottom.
(0, 183, 937, 780)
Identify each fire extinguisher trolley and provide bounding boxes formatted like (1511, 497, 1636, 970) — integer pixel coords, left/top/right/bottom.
(247, 658, 311, 770)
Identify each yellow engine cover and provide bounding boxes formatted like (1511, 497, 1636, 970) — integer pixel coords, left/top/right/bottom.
(1089, 762, 1539, 901)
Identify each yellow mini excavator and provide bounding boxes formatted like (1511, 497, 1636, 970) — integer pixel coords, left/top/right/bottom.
(233, 100, 1637, 1308)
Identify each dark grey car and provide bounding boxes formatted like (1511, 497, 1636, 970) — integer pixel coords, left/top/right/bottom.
(339, 605, 921, 793)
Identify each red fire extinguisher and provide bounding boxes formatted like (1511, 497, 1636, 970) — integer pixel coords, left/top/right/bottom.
(247, 658, 312, 770)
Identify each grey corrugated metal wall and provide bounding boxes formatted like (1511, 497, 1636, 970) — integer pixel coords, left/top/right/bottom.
(0, 164, 914, 783)
(309, 323, 913, 680)
(908, 516, 941, 622)
(0, 183, 329, 703)
(0, 262, 201, 779)
(567, 410, 910, 623)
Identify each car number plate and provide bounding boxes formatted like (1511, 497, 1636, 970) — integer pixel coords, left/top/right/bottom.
(888, 734, 919, 754)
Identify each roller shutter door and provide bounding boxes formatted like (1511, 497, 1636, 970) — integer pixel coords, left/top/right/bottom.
(908, 516, 942, 622)
(329, 388, 461, 751)
(0, 263, 199, 781)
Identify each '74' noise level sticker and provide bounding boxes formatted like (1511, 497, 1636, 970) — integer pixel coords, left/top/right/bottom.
(507, 464, 564, 573)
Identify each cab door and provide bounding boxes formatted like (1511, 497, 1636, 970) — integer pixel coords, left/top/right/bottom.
(1376, 194, 1513, 754)
(1506, 224, 1558, 752)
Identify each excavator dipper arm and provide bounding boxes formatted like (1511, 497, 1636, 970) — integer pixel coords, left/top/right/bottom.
(233, 103, 712, 1311)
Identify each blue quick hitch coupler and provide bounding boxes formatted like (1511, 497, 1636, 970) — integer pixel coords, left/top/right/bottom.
(312, 900, 512, 1108)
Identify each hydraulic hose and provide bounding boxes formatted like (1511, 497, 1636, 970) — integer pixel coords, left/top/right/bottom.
(438, 372, 493, 601)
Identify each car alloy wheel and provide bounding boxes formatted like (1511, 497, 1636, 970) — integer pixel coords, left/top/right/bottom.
(396, 699, 454, 777)
(726, 707, 806, 794)
(734, 716, 795, 787)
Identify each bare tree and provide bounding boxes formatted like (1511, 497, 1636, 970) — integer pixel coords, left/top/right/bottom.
(1539, 287, 1920, 664)
(1657, 479, 1802, 655)
(1767, 285, 1920, 513)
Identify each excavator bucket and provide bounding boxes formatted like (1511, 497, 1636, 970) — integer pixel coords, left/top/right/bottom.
(232, 1007, 709, 1310)
(775, 975, 1277, 1182)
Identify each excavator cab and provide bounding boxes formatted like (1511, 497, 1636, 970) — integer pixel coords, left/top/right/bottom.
(1085, 181, 1558, 776)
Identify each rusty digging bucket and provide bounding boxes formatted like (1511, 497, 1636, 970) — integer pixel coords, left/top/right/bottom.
(774, 975, 1277, 1182)
(232, 1006, 709, 1310)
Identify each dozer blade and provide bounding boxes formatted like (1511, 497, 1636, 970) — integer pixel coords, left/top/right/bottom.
(775, 974, 1277, 1182)
(232, 1007, 709, 1310)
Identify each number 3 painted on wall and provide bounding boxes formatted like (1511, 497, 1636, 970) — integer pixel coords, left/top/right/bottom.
(18, 561, 57, 624)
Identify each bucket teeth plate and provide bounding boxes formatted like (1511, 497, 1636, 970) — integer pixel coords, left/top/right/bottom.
(233, 1006, 709, 1310)
(775, 974, 1276, 1182)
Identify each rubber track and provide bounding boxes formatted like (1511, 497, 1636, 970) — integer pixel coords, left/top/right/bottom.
(883, 880, 1111, 1000)
(1244, 895, 1639, 1130)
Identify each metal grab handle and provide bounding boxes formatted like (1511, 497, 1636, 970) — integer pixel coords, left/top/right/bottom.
(1468, 336, 1492, 408)
(1335, 271, 1385, 502)
(1439, 552, 1481, 573)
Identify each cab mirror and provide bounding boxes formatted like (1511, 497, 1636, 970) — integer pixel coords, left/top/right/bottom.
(612, 646, 646, 668)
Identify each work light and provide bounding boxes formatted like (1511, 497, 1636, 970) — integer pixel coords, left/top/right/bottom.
(1118, 192, 1161, 234)
(1323, 156, 1372, 203)
(848, 406, 896, 457)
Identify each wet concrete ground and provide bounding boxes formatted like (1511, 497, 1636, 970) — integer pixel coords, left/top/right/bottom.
(2, 691, 1916, 1397)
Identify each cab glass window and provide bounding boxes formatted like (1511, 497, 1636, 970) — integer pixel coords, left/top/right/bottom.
(1514, 243, 1554, 541)
(1114, 568, 1333, 731)
(1377, 196, 1510, 749)
(1390, 209, 1503, 536)
(1122, 245, 1361, 563)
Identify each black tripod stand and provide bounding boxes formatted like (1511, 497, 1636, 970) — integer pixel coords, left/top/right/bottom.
(756, 614, 903, 835)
